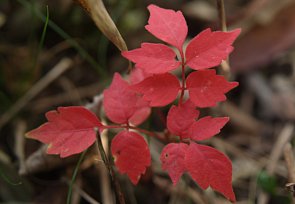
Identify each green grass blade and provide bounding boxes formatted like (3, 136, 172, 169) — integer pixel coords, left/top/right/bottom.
(0, 166, 22, 186)
(17, 0, 106, 77)
(66, 150, 87, 204)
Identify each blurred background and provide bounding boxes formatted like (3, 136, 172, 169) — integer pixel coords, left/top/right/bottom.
(1, 0, 295, 203)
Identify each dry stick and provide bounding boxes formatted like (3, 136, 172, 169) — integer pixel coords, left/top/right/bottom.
(0, 58, 72, 129)
(64, 179, 101, 204)
(284, 143, 295, 182)
(216, 0, 227, 32)
(283, 143, 295, 204)
(94, 128, 125, 204)
(216, 0, 231, 78)
(258, 123, 294, 204)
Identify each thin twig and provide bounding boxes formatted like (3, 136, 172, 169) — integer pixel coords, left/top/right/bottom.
(284, 143, 295, 182)
(0, 58, 72, 129)
(216, 0, 227, 32)
(258, 123, 294, 204)
(216, 0, 231, 78)
(94, 127, 125, 204)
(284, 143, 295, 204)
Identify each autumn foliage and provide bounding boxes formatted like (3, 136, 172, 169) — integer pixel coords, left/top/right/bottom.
(26, 4, 241, 202)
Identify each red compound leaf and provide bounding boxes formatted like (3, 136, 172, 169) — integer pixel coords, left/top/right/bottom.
(111, 130, 151, 185)
(145, 4, 188, 50)
(190, 116, 229, 141)
(186, 70, 238, 107)
(185, 143, 235, 202)
(122, 43, 180, 74)
(160, 143, 187, 185)
(167, 100, 199, 139)
(26, 106, 103, 158)
(185, 28, 241, 70)
(103, 73, 150, 125)
(131, 73, 180, 107)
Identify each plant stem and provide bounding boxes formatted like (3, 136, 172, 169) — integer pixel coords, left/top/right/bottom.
(103, 124, 164, 142)
(179, 49, 186, 105)
(216, 0, 227, 32)
(216, 0, 231, 78)
(67, 150, 87, 204)
(94, 127, 125, 204)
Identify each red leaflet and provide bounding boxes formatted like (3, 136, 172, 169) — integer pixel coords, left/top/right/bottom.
(190, 116, 229, 141)
(129, 97, 151, 126)
(160, 143, 187, 185)
(122, 43, 180, 74)
(145, 4, 187, 50)
(185, 143, 235, 202)
(131, 73, 180, 107)
(26, 106, 102, 158)
(111, 131, 151, 185)
(186, 70, 238, 107)
(129, 67, 152, 85)
(185, 28, 241, 70)
(167, 100, 199, 139)
(103, 73, 150, 125)
(103, 73, 137, 124)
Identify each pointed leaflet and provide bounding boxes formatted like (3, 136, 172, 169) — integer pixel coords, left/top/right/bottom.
(122, 43, 180, 74)
(186, 70, 238, 107)
(103, 73, 150, 125)
(131, 73, 180, 107)
(190, 116, 229, 141)
(167, 100, 199, 139)
(26, 106, 103, 158)
(185, 28, 241, 70)
(160, 143, 187, 185)
(111, 131, 151, 184)
(185, 143, 235, 202)
(145, 4, 188, 50)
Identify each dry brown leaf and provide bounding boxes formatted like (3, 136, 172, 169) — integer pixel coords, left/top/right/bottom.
(75, 0, 127, 51)
(231, 2, 295, 73)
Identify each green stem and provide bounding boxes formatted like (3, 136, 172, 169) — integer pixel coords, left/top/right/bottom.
(67, 150, 87, 204)
(94, 128, 125, 204)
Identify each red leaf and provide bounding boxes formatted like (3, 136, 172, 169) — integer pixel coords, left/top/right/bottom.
(160, 143, 187, 185)
(145, 4, 188, 50)
(111, 131, 151, 185)
(131, 73, 180, 107)
(122, 43, 180, 74)
(186, 70, 238, 107)
(185, 28, 241, 70)
(185, 143, 235, 202)
(26, 106, 102, 158)
(103, 73, 150, 125)
(129, 67, 152, 85)
(167, 100, 199, 139)
(190, 116, 229, 141)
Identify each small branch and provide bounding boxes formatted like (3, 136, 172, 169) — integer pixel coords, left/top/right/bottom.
(216, 0, 227, 32)
(284, 143, 295, 182)
(103, 124, 165, 142)
(216, 0, 231, 79)
(94, 127, 125, 204)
